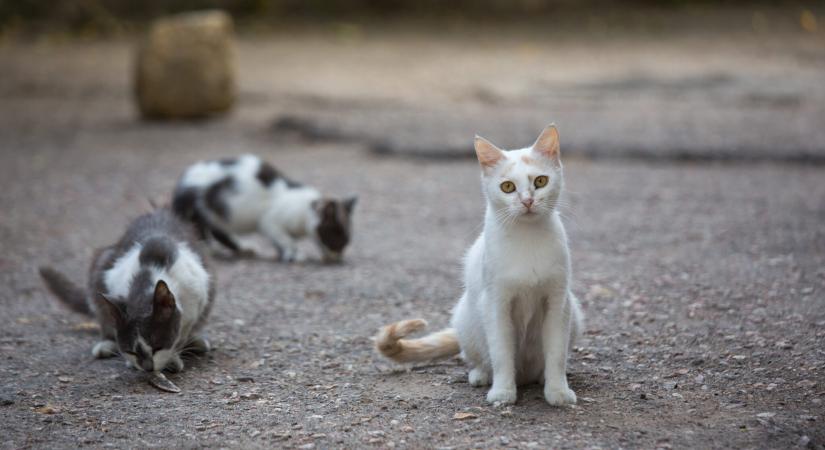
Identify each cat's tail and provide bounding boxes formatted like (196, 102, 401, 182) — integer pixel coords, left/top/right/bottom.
(375, 319, 460, 364)
(38, 267, 91, 316)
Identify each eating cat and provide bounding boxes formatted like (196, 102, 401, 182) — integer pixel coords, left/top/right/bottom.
(172, 154, 356, 263)
(39, 208, 214, 374)
(376, 125, 583, 406)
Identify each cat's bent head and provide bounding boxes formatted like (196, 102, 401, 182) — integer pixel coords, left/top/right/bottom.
(99, 279, 181, 372)
(474, 124, 564, 222)
(311, 196, 357, 263)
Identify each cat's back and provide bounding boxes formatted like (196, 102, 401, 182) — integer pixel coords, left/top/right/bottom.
(120, 208, 200, 251)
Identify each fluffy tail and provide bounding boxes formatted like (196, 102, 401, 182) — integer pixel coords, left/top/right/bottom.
(38, 267, 91, 316)
(375, 319, 460, 364)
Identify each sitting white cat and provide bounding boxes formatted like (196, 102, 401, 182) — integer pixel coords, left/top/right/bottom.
(376, 125, 583, 406)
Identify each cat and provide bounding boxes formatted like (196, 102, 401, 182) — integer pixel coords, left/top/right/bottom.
(172, 154, 357, 263)
(376, 125, 583, 406)
(39, 208, 214, 374)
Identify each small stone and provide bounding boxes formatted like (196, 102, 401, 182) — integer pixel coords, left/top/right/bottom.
(401, 426, 414, 433)
(756, 412, 776, 418)
(732, 355, 747, 361)
(57, 376, 73, 383)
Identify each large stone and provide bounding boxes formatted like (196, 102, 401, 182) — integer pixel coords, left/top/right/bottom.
(135, 10, 235, 119)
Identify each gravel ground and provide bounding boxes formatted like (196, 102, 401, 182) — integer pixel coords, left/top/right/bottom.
(0, 24, 824, 449)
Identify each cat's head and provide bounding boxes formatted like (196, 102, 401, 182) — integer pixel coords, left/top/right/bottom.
(99, 279, 181, 372)
(474, 124, 563, 222)
(310, 196, 357, 263)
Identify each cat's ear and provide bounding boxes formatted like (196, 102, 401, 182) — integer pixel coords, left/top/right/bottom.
(343, 196, 357, 214)
(98, 293, 124, 326)
(474, 135, 504, 171)
(532, 124, 561, 163)
(152, 280, 177, 321)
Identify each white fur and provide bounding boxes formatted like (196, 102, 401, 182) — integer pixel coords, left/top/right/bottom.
(451, 128, 583, 406)
(102, 242, 211, 372)
(178, 154, 323, 261)
(103, 245, 142, 298)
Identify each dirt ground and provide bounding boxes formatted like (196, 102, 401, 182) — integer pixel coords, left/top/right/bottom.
(0, 21, 824, 449)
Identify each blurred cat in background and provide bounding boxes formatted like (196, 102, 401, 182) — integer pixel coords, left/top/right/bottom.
(173, 154, 356, 263)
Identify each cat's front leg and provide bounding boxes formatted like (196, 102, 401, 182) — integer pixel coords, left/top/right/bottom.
(483, 289, 518, 405)
(259, 222, 299, 262)
(542, 290, 576, 406)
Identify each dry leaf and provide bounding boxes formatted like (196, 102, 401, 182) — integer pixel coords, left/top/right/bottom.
(35, 405, 59, 414)
(452, 412, 478, 420)
(72, 321, 99, 331)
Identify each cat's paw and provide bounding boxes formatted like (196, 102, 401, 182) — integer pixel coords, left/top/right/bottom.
(165, 355, 184, 373)
(544, 385, 577, 406)
(486, 387, 517, 405)
(468, 368, 491, 387)
(91, 340, 118, 359)
(187, 335, 211, 354)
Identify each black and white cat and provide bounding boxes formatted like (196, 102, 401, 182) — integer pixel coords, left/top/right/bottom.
(172, 154, 356, 263)
(40, 208, 214, 374)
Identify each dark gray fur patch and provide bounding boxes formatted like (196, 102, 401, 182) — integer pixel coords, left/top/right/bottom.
(316, 200, 350, 252)
(205, 176, 234, 220)
(255, 161, 279, 187)
(284, 177, 303, 189)
(218, 157, 238, 166)
(138, 236, 178, 268)
(172, 187, 198, 221)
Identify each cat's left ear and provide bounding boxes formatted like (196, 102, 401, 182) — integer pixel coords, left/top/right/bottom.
(152, 280, 177, 321)
(532, 124, 561, 164)
(343, 196, 357, 214)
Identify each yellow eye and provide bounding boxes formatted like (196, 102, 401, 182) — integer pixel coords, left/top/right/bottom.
(534, 175, 549, 188)
(500, 181, 516, 193)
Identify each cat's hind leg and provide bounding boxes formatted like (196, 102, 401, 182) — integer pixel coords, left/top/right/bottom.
(91, 340, 118, 359)
(165, 355, 184, 373)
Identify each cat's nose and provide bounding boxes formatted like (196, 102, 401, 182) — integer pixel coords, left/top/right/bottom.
(521, 198, 534, 209)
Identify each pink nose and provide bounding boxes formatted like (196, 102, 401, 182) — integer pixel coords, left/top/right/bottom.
(521, 198, 534, 209)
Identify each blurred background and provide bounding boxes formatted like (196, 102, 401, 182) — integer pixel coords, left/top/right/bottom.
(2, 0, 824, 161)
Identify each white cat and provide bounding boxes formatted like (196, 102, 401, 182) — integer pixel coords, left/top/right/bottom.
(376, 125, 583, 406)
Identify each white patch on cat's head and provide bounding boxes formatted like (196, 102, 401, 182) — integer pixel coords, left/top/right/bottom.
(474, 125, 563, 222)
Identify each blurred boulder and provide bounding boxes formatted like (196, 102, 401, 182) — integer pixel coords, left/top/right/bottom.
(135, 10, 235, 119)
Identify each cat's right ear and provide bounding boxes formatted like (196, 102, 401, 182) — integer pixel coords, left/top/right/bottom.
(98, 293, 123, 326)
(474, 135, 504, 172)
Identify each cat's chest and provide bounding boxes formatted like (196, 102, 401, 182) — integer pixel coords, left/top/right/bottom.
(487, 230, 568, 290)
